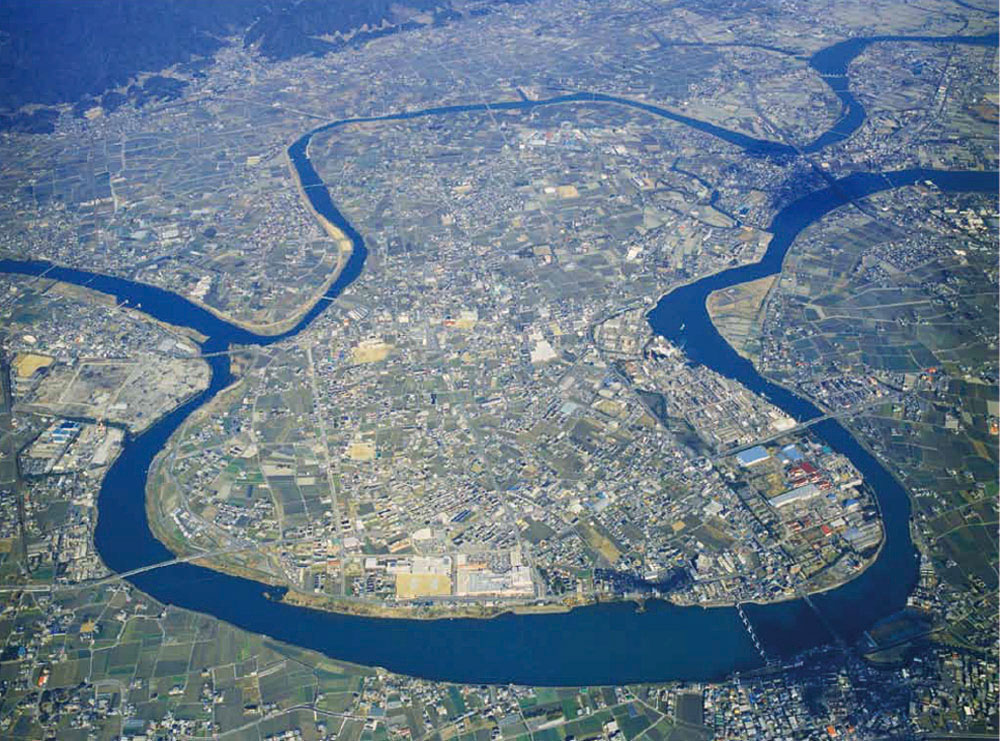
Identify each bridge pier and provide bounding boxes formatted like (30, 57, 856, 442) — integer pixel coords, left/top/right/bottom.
(735, 601, 770, 664)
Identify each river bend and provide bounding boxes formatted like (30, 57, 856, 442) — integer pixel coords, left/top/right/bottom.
(0, 32, 996, 685)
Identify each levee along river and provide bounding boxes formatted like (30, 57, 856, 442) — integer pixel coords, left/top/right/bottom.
(2, 36, 996, 680)
(4, 165, 993, 685)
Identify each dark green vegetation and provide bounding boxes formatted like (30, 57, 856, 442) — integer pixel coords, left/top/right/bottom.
(755, 187, 999, 656)
(0, 581, 373, 739)
(0, 0, 501, 125)
(0, 1, 261, 117)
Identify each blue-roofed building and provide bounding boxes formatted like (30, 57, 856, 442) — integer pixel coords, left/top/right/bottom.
(770, 483, 821, 508)
(735, 445, 770, 467)
(780, 444, 804, 462)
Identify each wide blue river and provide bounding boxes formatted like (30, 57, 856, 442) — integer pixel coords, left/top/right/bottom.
(1, 33, 996, 685)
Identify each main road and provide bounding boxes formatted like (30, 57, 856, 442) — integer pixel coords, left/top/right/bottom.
(0, 31, 995, 686)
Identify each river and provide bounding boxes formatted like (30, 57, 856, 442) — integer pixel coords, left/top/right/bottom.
(0, 33, 996, 686)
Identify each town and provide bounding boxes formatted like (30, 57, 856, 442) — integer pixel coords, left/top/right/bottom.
(0, 0, 996, 737)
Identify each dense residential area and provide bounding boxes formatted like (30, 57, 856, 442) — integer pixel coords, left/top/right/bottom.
(0, 0, 996, 738)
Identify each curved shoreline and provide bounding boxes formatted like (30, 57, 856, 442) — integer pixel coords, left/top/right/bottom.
(0, 31, 995, 685)
(3, 167, 992, 687)
(174, 245, 350, 338)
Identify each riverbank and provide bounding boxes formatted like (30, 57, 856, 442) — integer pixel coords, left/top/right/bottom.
(179, 242, 351, 338)
(281, 590, 583, 620)
(0, 260, 212, 346)
(143, 366, 262, 573)
(193, 137, 366, 338)
(2, 58, 994, 681)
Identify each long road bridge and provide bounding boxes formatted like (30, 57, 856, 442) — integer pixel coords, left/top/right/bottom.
(711, 395, 895, 462)
(0, 542, 278, 594)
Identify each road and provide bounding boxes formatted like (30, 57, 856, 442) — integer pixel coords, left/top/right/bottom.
(0, 544, 262, 594)
(0, 352, 30, 573)
(305, 343, 348, 596)
(710, 395, 895, 462)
